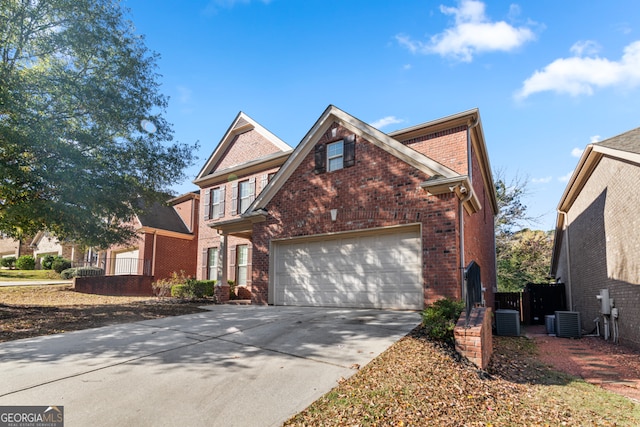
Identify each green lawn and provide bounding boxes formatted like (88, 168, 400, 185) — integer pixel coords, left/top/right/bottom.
(0, 269, 61, 281)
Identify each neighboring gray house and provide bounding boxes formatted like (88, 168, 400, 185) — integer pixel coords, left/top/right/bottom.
(551, 126, 640, 349)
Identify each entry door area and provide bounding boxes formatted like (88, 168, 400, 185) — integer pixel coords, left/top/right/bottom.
(271, 226, 423, 309)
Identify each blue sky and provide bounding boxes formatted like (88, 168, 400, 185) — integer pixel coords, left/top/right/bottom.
(124, 0, 640, 231)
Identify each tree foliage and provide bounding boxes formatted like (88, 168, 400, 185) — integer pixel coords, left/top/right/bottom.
(494, 169, 552, 291)
(0, 0, 196, 247)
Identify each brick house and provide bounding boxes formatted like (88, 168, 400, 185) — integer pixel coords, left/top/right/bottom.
(551, 126, 640, 349)
(196, 105, 497, 309)
(98, 192, 200, 280)
(0, 235, 33, 261)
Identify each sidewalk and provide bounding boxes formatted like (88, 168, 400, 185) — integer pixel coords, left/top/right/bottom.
(0, 280, 73, 287)
(526, 324, 640, 402)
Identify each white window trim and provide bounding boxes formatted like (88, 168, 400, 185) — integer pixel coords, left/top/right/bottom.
(327, 140, 344, 172)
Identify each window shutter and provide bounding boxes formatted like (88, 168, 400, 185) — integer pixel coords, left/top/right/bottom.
(201, 248, 208, 280)
(248, 177, 256, 204)
(203, 189, 211, 220)
(344, 135, 356, 167)
(229, 245, 236, 283)
(231, 181, 238, 216)
(314, 144, 326, 174)
(261, 174, 268, 192)
(219, 185, 226, 218)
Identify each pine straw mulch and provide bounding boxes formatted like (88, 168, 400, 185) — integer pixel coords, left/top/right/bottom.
(0, 284, 209, 343)
(285, 327, 640, 426)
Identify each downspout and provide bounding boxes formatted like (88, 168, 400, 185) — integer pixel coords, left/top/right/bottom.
(460, 116, 479, 300)
(558, 210, 573, 310)
(459, 188, 473, 301)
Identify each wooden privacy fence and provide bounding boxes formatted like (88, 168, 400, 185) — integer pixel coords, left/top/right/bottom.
(494, 283, 566, 324)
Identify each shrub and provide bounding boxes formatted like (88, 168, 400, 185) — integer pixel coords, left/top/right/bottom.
(16, 255, 35, 270)
(41, 254, 56, 270)
(75, 266, 105, 277)
(228, 279, 236, 299)
(421, 298, 465, 344)
(152, 270, 190, 297)
(0, 256, 16, 269)
(52, 257, 72, 273)
(172, 279, 215, 299)
(60, 268, 77, 279)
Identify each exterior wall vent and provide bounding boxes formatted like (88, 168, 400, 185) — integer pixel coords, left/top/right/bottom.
(495, 309, 520, 336)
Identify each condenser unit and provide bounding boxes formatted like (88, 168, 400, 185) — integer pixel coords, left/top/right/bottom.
(555, 311, 581, 338)
(495, 309, 520, 336)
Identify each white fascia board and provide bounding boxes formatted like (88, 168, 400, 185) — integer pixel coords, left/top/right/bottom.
(248, 105, 458, 213)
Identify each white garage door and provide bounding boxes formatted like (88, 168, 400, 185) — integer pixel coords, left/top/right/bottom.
(272, 227, 423, 309)
(114, 249, 139, 275)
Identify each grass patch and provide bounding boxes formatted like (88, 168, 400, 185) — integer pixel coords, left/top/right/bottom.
(0, 269, 60, 281)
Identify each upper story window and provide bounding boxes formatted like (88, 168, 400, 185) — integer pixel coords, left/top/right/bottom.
(327, 140, 344, 172)
(314, 134, 356, 174)
(231, 177, 256, 215)
(211, 187, 223, 219)
(204, 185, 225, 220)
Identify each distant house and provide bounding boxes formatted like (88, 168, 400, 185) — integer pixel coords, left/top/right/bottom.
(98, 192, 199, 280)
(0, 234, 33, 261)
(30, 231, 86, 267)
(551, 126, 640, 349)
(196, 105, 497, 309)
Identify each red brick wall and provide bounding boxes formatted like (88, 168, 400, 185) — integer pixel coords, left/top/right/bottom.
(398, 126, 468, 175)
(74, 275, 154, 296)
(464, 144, 497, 309)
(455, 307, 493, 369)
(153, 234, 197, 280)
(217, 130, 284, 170)
(251, 122, 463, 305)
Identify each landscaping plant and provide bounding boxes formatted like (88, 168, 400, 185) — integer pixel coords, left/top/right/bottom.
(0, 256, 16, 269)
(15, 255, 35, 270)
(421, 298, 465, 344)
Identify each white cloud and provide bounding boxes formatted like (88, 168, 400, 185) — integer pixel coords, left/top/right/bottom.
(571, 147, 584, 157)
(396, 0, 535, 62)
(516, 40, 640, 99)
(370, 116, 405, 129)
(531, 176, 552, 184)
(177, 85, 192, 104)
(590, 135, 602, 143)
(558, 171, 574, 182)
(203, 0, 270, 14)
(570, 40, 601, 56)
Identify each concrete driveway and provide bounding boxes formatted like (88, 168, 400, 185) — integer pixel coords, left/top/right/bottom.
(0, 305, 420, 426)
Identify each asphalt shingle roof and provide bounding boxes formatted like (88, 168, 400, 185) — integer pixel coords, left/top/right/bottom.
(597, 126, 640, 155)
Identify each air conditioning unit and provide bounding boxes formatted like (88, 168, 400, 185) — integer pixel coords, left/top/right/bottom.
(495, 309, 520, 336)
(555, 311, 581, 338)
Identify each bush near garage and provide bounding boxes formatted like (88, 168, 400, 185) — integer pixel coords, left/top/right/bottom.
(171, 279, 215, 299)
(61, 266, 105, 279)
(421, 298, 465, 344)
(16, 255, 36, 270)
(1, 256, 16, 269)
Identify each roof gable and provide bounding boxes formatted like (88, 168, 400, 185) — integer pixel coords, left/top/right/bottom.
(195, 112, 292, 183)
(248, 105, 460, 213)
(135, 199, 190, 234)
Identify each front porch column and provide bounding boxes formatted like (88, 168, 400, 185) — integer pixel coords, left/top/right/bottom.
(216, 231, 230, 303)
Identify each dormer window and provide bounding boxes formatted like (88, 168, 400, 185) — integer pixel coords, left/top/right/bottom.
(327, 140, 344, 172)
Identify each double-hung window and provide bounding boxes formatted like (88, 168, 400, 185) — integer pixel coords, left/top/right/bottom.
(327, 140, 344, 172)
(207, 247, 218, 281)
(236, 245, 248, 286)
(211, 188, 222, 219)
(239, 180, 252, 213)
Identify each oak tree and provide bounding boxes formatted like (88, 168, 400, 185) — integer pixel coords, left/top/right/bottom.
(0, 0, 196, 247)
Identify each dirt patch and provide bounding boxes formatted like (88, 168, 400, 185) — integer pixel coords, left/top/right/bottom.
(0, 284, 209, 343)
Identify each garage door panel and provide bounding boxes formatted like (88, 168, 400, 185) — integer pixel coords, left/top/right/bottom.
(273, 228, 423, 309)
